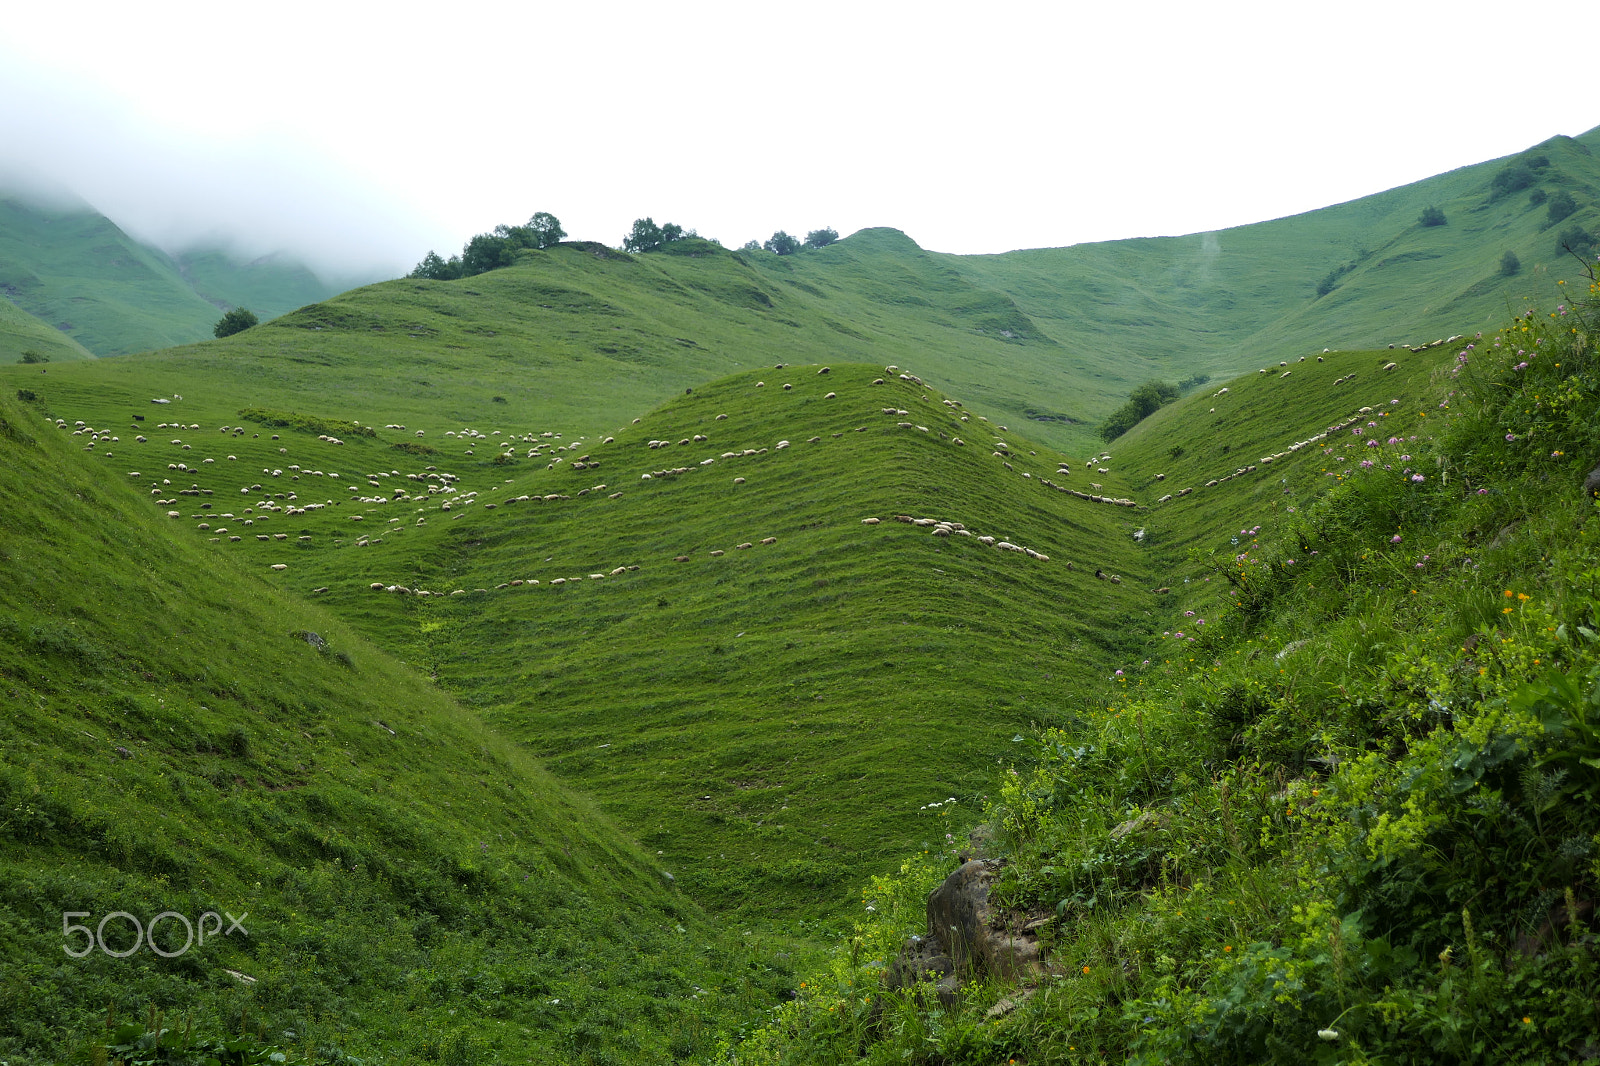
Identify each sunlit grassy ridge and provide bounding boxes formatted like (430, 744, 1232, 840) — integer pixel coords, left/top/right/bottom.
(0, 391, 799, 1064)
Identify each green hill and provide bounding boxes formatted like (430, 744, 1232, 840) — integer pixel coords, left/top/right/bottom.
(19, 125, 1596, 456)
(745, 283, 1600, 1063)
(0, 193, 350, 360)
(0, 390, 795, 1064)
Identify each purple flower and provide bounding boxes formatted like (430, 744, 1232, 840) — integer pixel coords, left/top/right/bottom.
(1506, 434, 1517, 442)
(1285, 559, 1295, 565)
(1415, 562, 1425, 569)
(1360, 459, 1374, 468)
(1400, 455, 1411, 461)
(1478, 488, 1488, 495)
(1514, 362, 1528, 371)
(1115, 669, 1124, 677)
(1388, 437, 1401, 444)
(1366, 439, 1379, 447)
(1391, 535, 1403, 543)
(1411, 474, 1424, 482)
(1185, 610, 1195, 617)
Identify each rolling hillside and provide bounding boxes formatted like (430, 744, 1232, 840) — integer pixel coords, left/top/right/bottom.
(20, 125, 1596, 457)
(0, 389, 792, 1064)
(0, 192, 349, 360)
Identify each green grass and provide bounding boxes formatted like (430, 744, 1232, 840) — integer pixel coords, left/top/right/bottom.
(743, 282, 1600, 1064)
(0, 194, 350, 359)
(0, 390, 803, 1065)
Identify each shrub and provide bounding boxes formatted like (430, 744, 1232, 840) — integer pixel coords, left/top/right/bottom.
(237, 407, 377, 438)
(1530, 188, 1548, 206)
(1500, 250, 1521, 276)
(1546, 190, 1578, 224)
(213, 308, 259, 338)
(804, 228, 839, 249)
(1490, 162, 1535, 198)
(1418, 205, 1447, 227)
(623, 218, 687, 254)
(1099, 380, 1179, 441)
(18, 349, 46, 364)
(1556, 225, 1597, 258)
(763, 231, 801, 256)
(1178, 373, 1211, 392)
(15, 388, 37, 402)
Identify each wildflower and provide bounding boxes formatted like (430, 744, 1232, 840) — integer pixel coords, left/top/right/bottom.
(1523, 1016, 1532, 1025)
(1552, 450, 1563, 458)
(1318, 1028, 1340, 1041)
(1412, 474, 1424, 482)
(1223, 945, 1233, 952)
(1505, 590, 1514, 598)
(1185, 610, 1195, 617)
(1506, 434, 1516, 442)
(1390, 399, 1399, 405)
(1478, 488, 1489, 495)
(1392, 534, 1402, 543)
(1360, 460, 1374, 468)
(1115, 669, 1124, 677)
(1082, 965, 1091, 974)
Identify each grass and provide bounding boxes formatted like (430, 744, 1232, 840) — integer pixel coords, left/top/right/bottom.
(0, 389, 805, 1064)
(0, 194, 350, 360)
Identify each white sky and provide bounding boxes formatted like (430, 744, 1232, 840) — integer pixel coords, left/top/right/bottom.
(2, 0, 1596, 281)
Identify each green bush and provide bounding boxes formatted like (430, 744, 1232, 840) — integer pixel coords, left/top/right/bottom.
(1556, 225, 1597, 258)
(1099, 380, 1179, 441)
(1418, 205, 1447, 227)
(237, 407, 377, 438)
(18, 349, 46, 364)
(1546, 190, 1578, 224)
(1500, 250, 1522, 276)
(213, 308, 259, 338)
(1490, 162, 1535, 198)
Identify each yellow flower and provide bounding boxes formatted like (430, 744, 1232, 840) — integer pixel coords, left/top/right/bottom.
(1082, 965, 1091, 974)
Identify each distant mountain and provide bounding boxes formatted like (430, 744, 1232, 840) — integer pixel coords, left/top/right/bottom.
(0, 192, 354, 361)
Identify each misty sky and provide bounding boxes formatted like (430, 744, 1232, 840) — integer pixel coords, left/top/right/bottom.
(2, 0, 1596, 282)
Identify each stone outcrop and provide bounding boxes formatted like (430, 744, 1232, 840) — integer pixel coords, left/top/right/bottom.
(882, 859, 1055, 1008)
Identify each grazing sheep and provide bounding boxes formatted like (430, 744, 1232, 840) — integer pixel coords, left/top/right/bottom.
(862, 517, 881, 524)
(872, 378, 885, 385)
(270, 563, 288, 571)
(734, 477, 746, 484)
(783, 383, 792, 390)
(825, 392, 836, 398)
(761, 537, 776, 544)
(735, 542, 752, 550)
(709, 549, 725, 557)
(818, 366, 830, 374)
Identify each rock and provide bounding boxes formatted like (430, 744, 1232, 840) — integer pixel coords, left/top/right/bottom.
(1584, 463, 1600, 497)
(911, 859, 1050, 986)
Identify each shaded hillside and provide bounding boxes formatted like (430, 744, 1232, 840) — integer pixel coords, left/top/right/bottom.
(0, 390, 788, 1064)
(0, 194, 348, 359)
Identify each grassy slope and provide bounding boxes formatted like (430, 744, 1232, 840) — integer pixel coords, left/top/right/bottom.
(0, 294, 92, 363)
(0, 391, 796, 1065)
(947, 127, 1600, 411)
(2, 359, 1160, 924)
(748, 285, 1600, 1062)
(0, 195, 347, 359)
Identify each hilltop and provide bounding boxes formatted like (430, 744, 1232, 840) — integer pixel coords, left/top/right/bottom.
(19, 125, 1596, 454)
(0, 192, 351, 361)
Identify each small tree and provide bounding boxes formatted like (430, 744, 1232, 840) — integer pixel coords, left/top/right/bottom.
(19, 349, 47, 364)
(213, 308, 259, 338)
(804, 227, 839, 249)
(1546, 190, 1577, 225)
(1099, 380, 1180, 441)
(1530, 188, 1548, 206)
(763, 230, 801, 256)
(1418, 206, 1447, 227)
(460, 233, 516, 275)
(1500, 250, 1521, 276)
(624, 218, 689, 253)
(525, 212, 566, 248)
(739, 239, 762, 253)
(1490, 163, 1535, 198)
(408, 251, 461, 280)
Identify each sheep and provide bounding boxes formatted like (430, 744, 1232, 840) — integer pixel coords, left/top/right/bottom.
(825, 392, 836, 399)
(783, 383, 793, 390)
(716, 414, 728, 420)
(733, 477, 746, 484)
(675, 555, 690, 562)
(735, 542, 753, 550)
(818, 366, 830, 374)
(709, 549, 725, 557)
(270, 563, 288, 571)
(1382, 362, 1398, 371)
(862, 517, 881, 525)
(872, 378, 885, 385)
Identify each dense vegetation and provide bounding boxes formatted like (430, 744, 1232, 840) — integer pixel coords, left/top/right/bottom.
(408, 213, 567, 280)
(742, 267, 1600, 1063)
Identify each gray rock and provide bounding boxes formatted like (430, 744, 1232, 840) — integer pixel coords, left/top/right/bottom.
(1584, 463, 1600, 498)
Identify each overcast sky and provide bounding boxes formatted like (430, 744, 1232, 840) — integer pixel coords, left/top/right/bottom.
(2, 0, 1596, 282)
